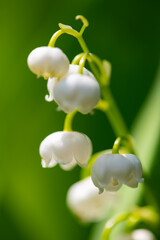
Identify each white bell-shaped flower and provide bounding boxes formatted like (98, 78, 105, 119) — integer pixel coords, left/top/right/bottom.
(27, 46, 70, 79)
(40, 131, 92, 170)
(117, 229, 156, 240)
(54, 74, 100, 114)
(67, 177, 117, 222)
(45, 64, 96, 102)
(45, 64, 101, 114)
(91, 153, 144, 193)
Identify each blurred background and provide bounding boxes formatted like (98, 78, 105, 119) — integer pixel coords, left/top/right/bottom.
(0, 0, 160, 239)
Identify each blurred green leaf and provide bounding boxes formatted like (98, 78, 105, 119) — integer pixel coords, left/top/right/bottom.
(131, 67, 160, 172)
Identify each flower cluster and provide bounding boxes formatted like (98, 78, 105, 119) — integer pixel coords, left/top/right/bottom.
(28, 43, 143, 193)
(28, 47, 101, 114)
(27, 15, 154, 239)
(27, 15, 144, 214)
(27, 45, 101, 171)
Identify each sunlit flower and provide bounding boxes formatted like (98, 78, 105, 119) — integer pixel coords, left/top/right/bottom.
(117, 229, 156, 240)
(27, 46, 69, 79)
(40, 131, 92, 170)
(45, 64, 96, 102)
(67, 177, 117, 222)
(54, 74, 100, 114)
(91, 153, 143, 193)
(45, 64, 101, 114)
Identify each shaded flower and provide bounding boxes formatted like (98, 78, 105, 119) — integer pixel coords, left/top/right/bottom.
(27, 46, 69, 79)
(40, 131, 92, 170)
(91, 153, 143, 193)
(67, 177, 117, 222)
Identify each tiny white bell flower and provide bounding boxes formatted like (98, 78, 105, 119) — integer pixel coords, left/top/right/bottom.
(67, 177, 117, 222)
(45, 64, 96, 102)
(40, 131, 92, 169)
(54, 74, 100, 114)
(91, 153, 144, 193)
(117, 229, 156, 240)
(27, 46, 70, 79)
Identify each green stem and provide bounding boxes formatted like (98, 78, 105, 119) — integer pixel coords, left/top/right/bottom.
(76, 36, 128, 137)
(72, 53, 84, 64)
(48, 23, 128, 138)
(95, 99, 109, 112)
(63, 110, 77, 131)
(77, 35, 90, 53)
(90, 54, 109, 86)
(102, 87, 128, 137)
(78, 53, 88, 74)
(112, 137, 122, 154)
(75, 15, 89, 35)
(48, 30, 63, 47)
(101, 213, 131, 240)
(101, 206, 159, 240)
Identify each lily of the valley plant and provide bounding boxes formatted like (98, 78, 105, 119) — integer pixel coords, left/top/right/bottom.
(28, 15, 158, 240)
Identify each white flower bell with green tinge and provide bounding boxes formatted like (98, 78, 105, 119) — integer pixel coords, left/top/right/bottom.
(91, 153, 144, 193)
(67, 177, 117, 222)
(27, 46, 69, 79)
(40, 131, 92, 170)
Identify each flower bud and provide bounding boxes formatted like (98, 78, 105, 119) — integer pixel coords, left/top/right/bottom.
(40, 131, 92, 169)
(67, 177, 117, 222)
(27, 46, 69, 79)
(91, 153, 143, 193)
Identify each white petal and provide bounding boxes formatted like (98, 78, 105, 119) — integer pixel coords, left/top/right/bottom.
(44, 64, 97, 103)
(60, 160, 77, 171)
(105, 178, 122, 192)
(91, 153, 143, 192)
(72, 132, 92, 166)
(39, 131, 92, 169)
(67, 177, 118, 222)
(123, 154, 144, 183)
(54, 73, 100, 114)
(40, 132, 74, 165)
(45, 77, 57, 102)
(41, 158, 57, 168)
(27, 46, 69, 79)
(68, 64, 96, 80)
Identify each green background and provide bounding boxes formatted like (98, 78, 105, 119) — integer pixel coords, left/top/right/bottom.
(0, 0, 160, 239)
